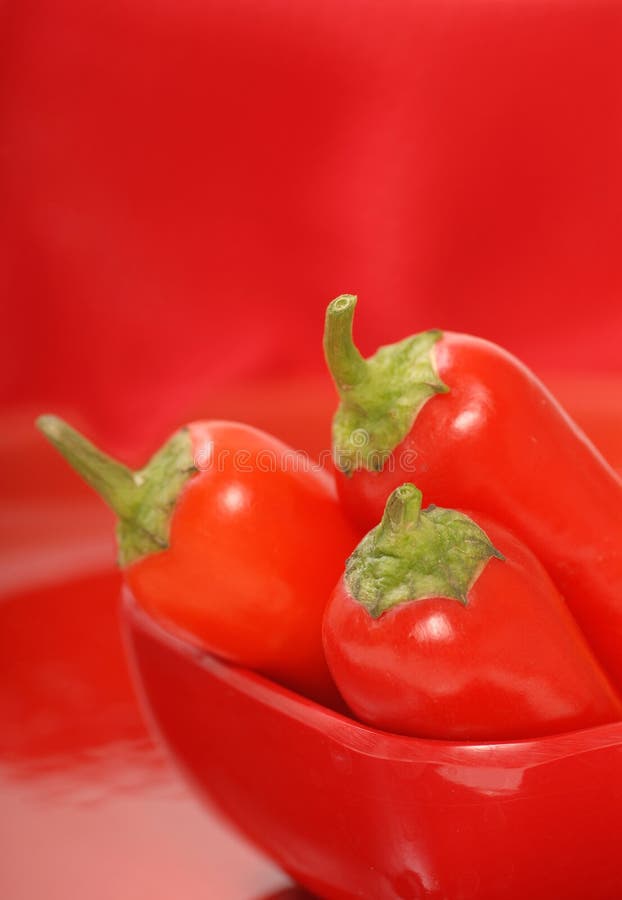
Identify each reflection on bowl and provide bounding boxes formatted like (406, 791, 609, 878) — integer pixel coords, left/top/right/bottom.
(122, 591, 622, 900)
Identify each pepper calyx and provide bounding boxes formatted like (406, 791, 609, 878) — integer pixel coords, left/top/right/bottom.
(345, 483, 503, 618)
(323, 295, 448, 475)
(36, 415, 197, 566)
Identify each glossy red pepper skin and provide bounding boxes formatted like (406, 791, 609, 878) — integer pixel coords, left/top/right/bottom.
(37, 415, 359, 706)
(122, 420, 358, 705)
(323, 511, 622, 742)
(336, 333, 622, 690)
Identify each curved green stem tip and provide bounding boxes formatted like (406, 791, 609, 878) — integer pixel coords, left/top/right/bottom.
(323, 295, 448, 475)
(36, 415, 196, 566)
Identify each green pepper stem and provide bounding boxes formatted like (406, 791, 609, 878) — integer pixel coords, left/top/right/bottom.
(323, 294, 368, 393)
(36, 415, 137, 519)
(345, 483, 501, 617)
(378, 483, 423, 537)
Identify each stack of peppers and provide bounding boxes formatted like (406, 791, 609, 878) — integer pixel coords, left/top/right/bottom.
(38, 295, 622, 741)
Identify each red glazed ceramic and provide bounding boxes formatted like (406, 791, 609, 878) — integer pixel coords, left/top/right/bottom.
(123, 591, 622, 900)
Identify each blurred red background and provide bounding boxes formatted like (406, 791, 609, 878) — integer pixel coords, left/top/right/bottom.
(2, 0, 621, 458)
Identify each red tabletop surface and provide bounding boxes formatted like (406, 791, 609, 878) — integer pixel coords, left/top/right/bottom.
(1, 377, 621, 899)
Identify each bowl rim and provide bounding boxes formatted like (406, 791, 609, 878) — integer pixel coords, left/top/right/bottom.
(122, 590, 622, 769)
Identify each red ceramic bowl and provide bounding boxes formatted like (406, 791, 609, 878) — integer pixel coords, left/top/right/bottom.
(122, 591, 622, 900)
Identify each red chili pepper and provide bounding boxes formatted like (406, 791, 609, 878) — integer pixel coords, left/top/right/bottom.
(322, 484, 622, 741)
(324, 295, 622, 690)
(37, 416, 358, 705)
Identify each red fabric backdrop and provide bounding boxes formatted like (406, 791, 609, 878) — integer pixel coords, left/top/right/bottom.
(2, 0, 621, 450)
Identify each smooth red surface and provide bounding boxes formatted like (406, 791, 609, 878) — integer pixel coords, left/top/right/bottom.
(3, 0, 622, 452)
(0, 570, 305, 900)
(125, 593, 622, 900)
(127, 421, 358, 704)
(339, 334, 622, 690)
(323, 518, 622, 741)
(1, 379, 621, 899)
